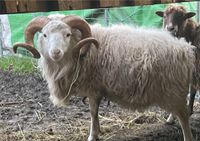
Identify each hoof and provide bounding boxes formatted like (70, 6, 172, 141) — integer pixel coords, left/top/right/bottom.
(87, 137, 99, 141)
(165, 120, 175, 125)
(166, 114, 175, 125)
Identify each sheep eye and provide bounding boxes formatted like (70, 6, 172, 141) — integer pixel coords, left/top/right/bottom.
(43, 34, 47, 37)
(66, 33, 71, 37)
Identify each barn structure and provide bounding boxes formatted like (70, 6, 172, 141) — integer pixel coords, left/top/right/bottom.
(0, 0, 197, 13)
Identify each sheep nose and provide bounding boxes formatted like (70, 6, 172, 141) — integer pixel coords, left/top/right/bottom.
(51, 49, 61, 55)
(167, 26, 175, 32)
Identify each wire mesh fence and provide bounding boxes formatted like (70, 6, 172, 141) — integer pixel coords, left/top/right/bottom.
(0, 2, 200, 101)
(0, 1, 199, 57)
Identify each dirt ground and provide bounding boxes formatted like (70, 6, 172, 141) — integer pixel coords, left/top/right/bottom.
(1, 70, 200, 141)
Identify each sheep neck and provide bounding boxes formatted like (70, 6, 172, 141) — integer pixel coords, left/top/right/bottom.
(59, 51, 81, 103)
(179, 19, 198, 44)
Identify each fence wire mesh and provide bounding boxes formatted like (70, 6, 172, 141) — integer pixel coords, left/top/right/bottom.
(0, 1, 199, 57)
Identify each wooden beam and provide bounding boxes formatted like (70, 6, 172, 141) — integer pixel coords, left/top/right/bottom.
(100, 0, 125, 7)
(58, 0, 91, 10)
(134, 0, 154, 6)
(4, 0, 18, 13)
(0, 0, 195, 14)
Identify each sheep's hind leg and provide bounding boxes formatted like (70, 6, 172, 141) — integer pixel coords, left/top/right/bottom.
(175, 106, 192, 141)
(167, 85, 197, 125)
(87, 96, 102, 141)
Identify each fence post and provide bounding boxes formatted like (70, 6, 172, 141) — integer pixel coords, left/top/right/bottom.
(104, 8, 109, 26)
(197, 1, 200, 23)
(0, 19, 3, 57)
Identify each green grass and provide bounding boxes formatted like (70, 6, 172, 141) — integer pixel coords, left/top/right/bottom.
(0, 55, 38, 74)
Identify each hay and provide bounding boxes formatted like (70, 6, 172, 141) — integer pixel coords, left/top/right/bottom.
(0, 108, 167, 141)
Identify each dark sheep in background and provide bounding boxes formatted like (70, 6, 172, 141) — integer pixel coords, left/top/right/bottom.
(156, 4, 200, 122)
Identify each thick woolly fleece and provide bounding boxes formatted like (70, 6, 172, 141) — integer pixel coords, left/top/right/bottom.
(39, 24, 195, 114)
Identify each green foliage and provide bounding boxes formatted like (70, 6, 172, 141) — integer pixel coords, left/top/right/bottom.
(0, 56, 38, 74)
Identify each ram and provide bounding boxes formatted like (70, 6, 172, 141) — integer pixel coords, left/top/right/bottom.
(13, 15, 195, 141)
(156, 4, 200, 122)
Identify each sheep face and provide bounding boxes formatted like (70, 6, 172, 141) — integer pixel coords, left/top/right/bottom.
(38, 21, 73, 62)
(156, 5, 195, 36)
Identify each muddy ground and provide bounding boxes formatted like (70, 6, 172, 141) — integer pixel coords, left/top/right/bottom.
(0, 70, 200, 141)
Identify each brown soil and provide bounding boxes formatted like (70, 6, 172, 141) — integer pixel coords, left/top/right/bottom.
(0, 70, 200, 141)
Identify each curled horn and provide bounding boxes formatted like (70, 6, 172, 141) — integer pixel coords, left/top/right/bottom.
(73, 37, 99, 57)
(24, 16, 51, 45)
(62, 15, 98, 57)
(13, 43, 41, 58)
(61, 15, 91, 39)
(13, 16, 51, 58)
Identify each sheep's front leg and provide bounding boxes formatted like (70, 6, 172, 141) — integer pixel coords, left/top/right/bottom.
(88, 96, 102, 141)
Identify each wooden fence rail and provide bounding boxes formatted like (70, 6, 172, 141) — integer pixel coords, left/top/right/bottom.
(0, 0, 195, 14)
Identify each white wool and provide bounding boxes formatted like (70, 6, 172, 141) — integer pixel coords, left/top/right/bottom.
(33, 16, 194, 141)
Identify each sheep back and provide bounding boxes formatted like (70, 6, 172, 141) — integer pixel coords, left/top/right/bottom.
(81, 25, 196, 112)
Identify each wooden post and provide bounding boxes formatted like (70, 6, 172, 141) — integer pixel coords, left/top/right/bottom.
(0, 0, 197, 14)
(134, 0, 152, 6)
(4, 0, 18, 13)
(3, 0, 52, 13)
(0, 1, 7, 14)
(161, 0, 174, 3)
(58, 0, 93, 10)
(100, 0, 125, 8)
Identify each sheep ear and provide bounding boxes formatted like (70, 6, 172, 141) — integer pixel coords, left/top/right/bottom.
(185, 12, 196, 19)
(72, 29, 82, 41)
(155, 11, 164, 17)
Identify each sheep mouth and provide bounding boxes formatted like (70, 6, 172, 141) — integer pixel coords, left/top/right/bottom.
(169, 26, 178, 36)
(50, 55, 62, 62)
(50, 54, 63, 62)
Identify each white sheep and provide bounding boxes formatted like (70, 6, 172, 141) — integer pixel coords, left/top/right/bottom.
(13, 15, 195, 141)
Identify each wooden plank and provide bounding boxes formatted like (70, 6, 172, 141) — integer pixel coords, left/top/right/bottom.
(0, 0, 197, 14)
(45, 1, 59, 11)
(175, 0, 192, 2)
(134, 0, 152, 6)
(3, 0, 54, 13)
(1, 0, 48, 13)
(58, 0, 96, 10)
(17, 0, 28, 12)
(161, 0, 174, 3)
(160, 0, 192, 3)
(0, 1, 7, 14)
(23, 0, 55, 13)
(27, 1, 36, 11)
(100, 0, 125, 8)
(4, 0, 17, 13)
(26, 0, 47, 12)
